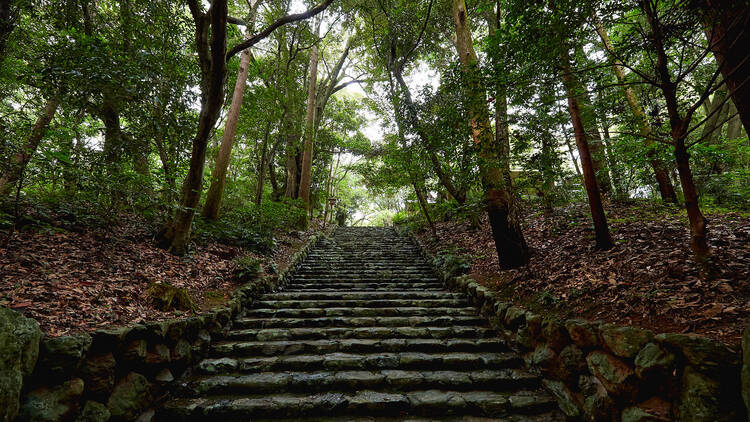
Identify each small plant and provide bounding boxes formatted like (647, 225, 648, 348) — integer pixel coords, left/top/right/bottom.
(233, 255, 263, 282)
(433, 249, 472, 278)
(538, 290, 558, 306)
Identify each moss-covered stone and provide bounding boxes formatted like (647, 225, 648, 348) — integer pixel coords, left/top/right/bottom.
(565, 319, 599, 349)
(19, 378, 85, 422)
(621, 397, 671, 422)
(75, 401, 111, 422)
(543, 379, 581, 417)
(634, 342, 676, 380)
(0, 307, 42, 422)
(655, 333, 739, 370)
(600, 325, 653, 358)
(586, 351, 637, 397)
(36, 333, 91, 380)
(675, 366, 741, 422)
(504, 306, 526, 329)
(106, 372, 152, 422)
(579, 375, 615, 422)
(80, 353, 116, 400)
(146, 282, 197, 312)
(542, 318, 570, 351)
(559, 344, 587, 381)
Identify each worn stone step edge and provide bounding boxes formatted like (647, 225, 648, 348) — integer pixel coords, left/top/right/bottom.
(232, 315, 487, 329)
(242, 307, 479, 318)
(224, 326, 496, 342)
(253, 299, 470, 309)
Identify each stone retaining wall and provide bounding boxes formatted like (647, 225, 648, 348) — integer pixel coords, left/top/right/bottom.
(404, 228, 748, 422)
(0, 229, 330, 422)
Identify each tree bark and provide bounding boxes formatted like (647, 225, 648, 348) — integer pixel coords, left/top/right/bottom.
(560, 47, 614, 250)
(0, 98, 60, 195)
(702, 0, 750, 139)
(202, 33, 253, 219)
(643, 0, 713, 275)
(160, 0, 228, 255)
(452, 0, 529, 268)
(564, 136, 582, 178)
(727, 102, 744, 140)
(595, 20, 678, 203)
(255, 120, 272, 206)
(298, 43, 319, 211)
(484, 2, 512, 187)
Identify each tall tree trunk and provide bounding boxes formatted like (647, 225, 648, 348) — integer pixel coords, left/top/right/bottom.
(160, 0, 228, 255)
(452, 0, 529, 268)
(560, 48, 614, 250)
(255, 120, 272, 206)
(0, 98, 60, 195)
(298, 43, 319, 211)
(702, 0, 750, 139)
(484, 1, 512, 187)
(100, 98, 125, 167)
(600, 120, 626, 199)
(700, 86, 728, 144)
(268, 141, 281, 201)
(564, 136, 582, 178)
(202, 33, 252, 219)
(727, 102, 744, 140)
(644, 0, 713, 275)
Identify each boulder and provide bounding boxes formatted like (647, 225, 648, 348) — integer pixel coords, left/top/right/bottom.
(542, 379, 580, 417)
(675, 366, 742, 422)
(600, 325, 653, 358)
(107, 372, 152, 422)
(566, 319, 600, 348)
(559, 344, 587, 381)
(36, 333, 91, 380)
(504, 306, 526, 328)
(634, 342, 676, 380)
(542, 318, 570, 351)
(0, 307, 42, 422)
(586, 351, 637, 397)
(19, 378, 85, 422)
(525, 343, 558, 377)
(80, 353, 117, 400)
(76, 401, 111, 422)
(655, 333, 739, 371)
(579, 375, 615, 422)
(621, 396, 672, 422)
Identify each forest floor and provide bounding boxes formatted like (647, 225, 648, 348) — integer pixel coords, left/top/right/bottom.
(0, 207, 320, 336)
(416, 201, 750, 347)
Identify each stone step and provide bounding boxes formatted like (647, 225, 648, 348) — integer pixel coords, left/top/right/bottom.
(243, 414, 566, 422)
(242, 307, 478, 319)
(287, 277, 441, 283)
(179, 369, 541, 396)
(261, 291, 461, 301)
(285, 282, 444, 290)
(224, 325, 495, 342)
(211, 338, 508, 357)
(196, 351, 523, 374)
(253, 299, 469, 309)
(232, 315, 486, 329)
(159, 390, 557, 420)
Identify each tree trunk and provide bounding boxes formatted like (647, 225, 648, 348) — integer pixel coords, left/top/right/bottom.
(675, 140, 712, 272)
(700, 87, 728, 144)
(100, 98, 125, 167)
(560, 48, 614, 250)
(160, 0, 228, 255)
(268, 141, 281, 201)
(702, 0, 750, 139)
(255, 120, 272, 206)
(595, 20, 677, 202)
(727, 102, 744, 140)
(298, 43, 319, 211)
(202, 34, 252, 219)
(452, 0, 529, 268)
(564, 136, 582, 178)
(484, 2, 512, 187)
(0, 98, 60, 195)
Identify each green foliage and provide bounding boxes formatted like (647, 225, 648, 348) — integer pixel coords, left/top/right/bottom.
(433, 248, 472, 279)
(232, 255, 263, 282)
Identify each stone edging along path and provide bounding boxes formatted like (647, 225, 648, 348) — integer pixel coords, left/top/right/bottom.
(402, 227, 749, 422)
(0, 228, 332, 422)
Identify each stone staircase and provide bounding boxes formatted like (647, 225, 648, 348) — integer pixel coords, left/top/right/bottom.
(158, 227, 563, 421)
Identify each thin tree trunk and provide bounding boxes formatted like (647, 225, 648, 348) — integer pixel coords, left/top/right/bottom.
(202, 34, 252, 219)
(702, 0, 750, 139)
(485, 2, 512, 187)
(452, 0, 529, 268)
(560, 48, 614, 250)
(268, 141, 281, 201)
(727, 102, 743, 140)
(0, 98, 60, 195)
(255, 120, 272, 206)
(564, 136, 582, 178)
(595, 20, 679, 203)
(298, 43, 319, 211)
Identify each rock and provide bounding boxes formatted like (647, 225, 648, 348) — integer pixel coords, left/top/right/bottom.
(504, 307, 526, 328)
(634, 342, 676, 380)
(493, 301, 511, 320)
(566, 319, 600, 348)
(154, 369, 173, 384)
(525, 313, 543, 338)
(164, 320, 186, 344)
(601, 325, 653, 358)
(586, 351, 637, 397)
(516, 326, 533, 350)
(145, 283, 196, 312)
(0, 307, 42, 422)
(656, 333, 739, 370)
(525, 343, 558, 377)
(76, 401, 111, 422)
(542, 318, 570, 351)
(579, 375, 615, 422)
(559, 344, 587, 381)
(144, 344, 170, 366)
(542, 379, 580, 417)
(121, 340, 147, 363)
(19, 378, 85, 422)
(171, 339, 192, 364)
(36, 333, 91, 380)
(80, 353, 117, 400)
(675, 366, 742, 422)
(107, 372, 152, 422)
(621, 397, 671, 422)
(90, 327, 129, 353)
